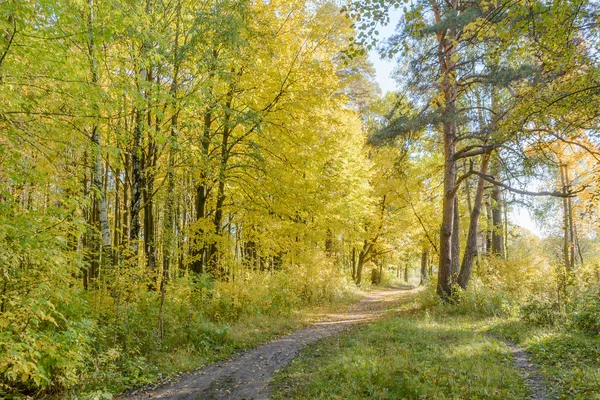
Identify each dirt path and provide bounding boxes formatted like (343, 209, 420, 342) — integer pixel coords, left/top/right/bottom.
(122, 286, 419, 400)
(498, 338, 553, 400)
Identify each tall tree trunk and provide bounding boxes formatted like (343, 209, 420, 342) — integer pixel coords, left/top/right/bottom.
(485, 199, 492, 255)
(351, 246, 356, 281)
(129, 0, 152, 254)
(143, 137, 157, 270)
(559, 164, 573, 272)
(565, 166, 575, 271)
(458, 153, 490, 289)
(451, 196, 460, 282)
(437, 98, 458, 299)
(190, 100, 214, 274)
(490, 159, 504, 257)
(355, 245, 366, 285)
(434, 1, 459, 300)
(85, 0, 111, 285)
(159, 1, 181, 338)
(420, 247, 429, 285)
(207, 90, 234, 274)
(325, 229, 333, 257)
(130, 112, 143, 253)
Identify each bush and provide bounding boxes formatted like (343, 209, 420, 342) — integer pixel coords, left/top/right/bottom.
(417, 279, 518, 318)
(451, 282, 519, 317)
(521, 297, 560, 326)
(568, 285, 600, 334)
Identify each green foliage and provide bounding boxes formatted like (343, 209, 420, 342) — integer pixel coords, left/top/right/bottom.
(521, 298, 561, 327)
(68, 260, 355, 396)
(418, 282, 518, 318)
(567, 285, 600, 335)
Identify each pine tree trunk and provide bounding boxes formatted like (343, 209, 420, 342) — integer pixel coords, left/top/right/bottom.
(435, 2, 459, 300)
(437, 106, 458, 300)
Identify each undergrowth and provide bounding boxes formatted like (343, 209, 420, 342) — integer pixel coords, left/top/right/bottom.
(0, 263, 360, 399)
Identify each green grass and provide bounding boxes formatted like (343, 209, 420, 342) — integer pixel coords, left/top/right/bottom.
(65, 291, 363, 399)
(272, 312, 528, 399)
(489, 319, 600, 399)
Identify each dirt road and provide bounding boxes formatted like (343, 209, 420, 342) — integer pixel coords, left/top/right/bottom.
(122, 286, 419, 400)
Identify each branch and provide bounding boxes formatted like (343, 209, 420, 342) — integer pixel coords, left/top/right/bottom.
(451, 170, 475, 197)
(472, 171, 586, 198)
(454, 144, 498, 160)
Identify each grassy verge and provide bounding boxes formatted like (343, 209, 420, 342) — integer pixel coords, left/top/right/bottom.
(67, 290, 363, 399)
(489, 319, 600, 399)
(271, 310, 528, 399)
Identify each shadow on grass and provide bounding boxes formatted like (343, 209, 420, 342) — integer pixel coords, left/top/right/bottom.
(272, 314, 528, 400)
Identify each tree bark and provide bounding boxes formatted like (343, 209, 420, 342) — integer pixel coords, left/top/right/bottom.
(207, 91, 234, 275)
(490, 159, 504, 257)
(129, 0, 153, 254)
(560, 164, 573, 272)
(434, 0, 459, 301)
(190, 86, 214, 274)
(420, 247, 429, 285)
(451, 195, 460, 282)
(351, 246, 356, 281)
(458, 153, 490, 289)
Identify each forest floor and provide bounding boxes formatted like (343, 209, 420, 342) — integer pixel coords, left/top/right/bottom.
(270, 292, 555, 400)
(120, 286, 420, 400)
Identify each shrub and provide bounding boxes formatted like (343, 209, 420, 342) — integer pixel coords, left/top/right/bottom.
(520, 297, 560, 326)
(451, 282, 519, 317)
(568, 285, 600, 334)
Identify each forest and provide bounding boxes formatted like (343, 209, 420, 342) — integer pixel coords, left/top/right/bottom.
(0, 0, 599, 398)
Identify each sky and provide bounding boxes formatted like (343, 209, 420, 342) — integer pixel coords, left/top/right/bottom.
(365, 10, 543, 237)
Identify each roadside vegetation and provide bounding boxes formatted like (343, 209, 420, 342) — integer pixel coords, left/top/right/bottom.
(2, 0, 600, 398)
(273, 248, 600, 400)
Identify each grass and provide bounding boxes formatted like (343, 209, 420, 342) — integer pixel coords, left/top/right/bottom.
(271, 284, 600, 400)
(271, 310, 528, 400)
(66, 290, 364, 399)
(489, 318, 600, 400)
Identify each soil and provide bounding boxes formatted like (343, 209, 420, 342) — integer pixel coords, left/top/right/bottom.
(499, 338, 553, 400)
(121, 286, 419, 400)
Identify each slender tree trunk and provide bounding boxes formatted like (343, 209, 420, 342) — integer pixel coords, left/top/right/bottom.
(130, 111, 143, 253)
(485, 199, 492, 254)
(355, 241, 368, 285)
(420, 247, 429, 285)
(159, 1, 181, 337)
(503, 190, 509, 258)
(325, 229, 333, 257)
(143, 138, 157, 270)
(458, 154, 490, 289)
(207, 91, 234, 275)
(190, 102, 213, 274)
(351, 246, 356, 281)
(565, 166, 575, 271)
(559, 164, 572, 272)
(451, 196, 460, 282)
(490, 159, 504, 257)
(86, 0, 111, 279)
